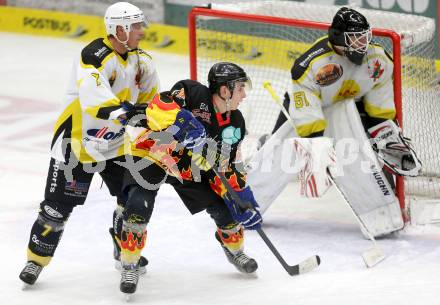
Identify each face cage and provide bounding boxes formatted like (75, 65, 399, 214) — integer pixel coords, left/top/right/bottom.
(344, 29, 372, 54)
(226, 77, 253, 94)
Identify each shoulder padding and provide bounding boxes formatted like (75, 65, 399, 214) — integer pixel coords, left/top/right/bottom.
(291, 37, 333, 81)
(81, 38, 113, 69)
(170, 79, 211, 108)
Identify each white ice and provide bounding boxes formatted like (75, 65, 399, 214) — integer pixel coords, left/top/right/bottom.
(1, 32, 440, 305)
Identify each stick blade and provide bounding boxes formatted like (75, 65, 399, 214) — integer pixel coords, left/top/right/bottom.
(288, 255, 321, 276)
(362, 247, 386, 268)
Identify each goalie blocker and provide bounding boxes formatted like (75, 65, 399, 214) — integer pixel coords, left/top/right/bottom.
(247, 99, 421, 237)
(368, 120, 421, 177)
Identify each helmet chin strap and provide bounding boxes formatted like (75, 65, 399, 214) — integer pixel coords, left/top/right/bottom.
(115, 29, 133, 51)
(218, 90, 233, 113)
(225, 98, 231, 112)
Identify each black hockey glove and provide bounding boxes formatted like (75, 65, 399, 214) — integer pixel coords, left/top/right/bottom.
(118, 101, 148, 127)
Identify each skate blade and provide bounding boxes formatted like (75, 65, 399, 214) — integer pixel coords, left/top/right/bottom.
(21, 282, 33, 290)
(362, 247, 386, 268)
(123, 293, 133, 302)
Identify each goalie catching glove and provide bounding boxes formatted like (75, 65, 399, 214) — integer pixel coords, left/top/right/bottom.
(368, 120, 422, 177)
(294, 137, 337, 198)
(223, 186, 262, 230)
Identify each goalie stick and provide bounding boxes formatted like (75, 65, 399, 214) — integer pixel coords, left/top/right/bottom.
(263, 81, 386, 268)
(211, 166, 320, 276)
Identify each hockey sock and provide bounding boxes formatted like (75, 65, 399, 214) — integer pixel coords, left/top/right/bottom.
(120, 221, 147, 268)
(215, 222, 244, 255)
(111, 204, 124, 260)
(27, 201, 72, 266)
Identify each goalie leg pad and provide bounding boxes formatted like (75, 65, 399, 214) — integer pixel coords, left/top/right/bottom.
(324, 99, 404, 237)
(246, 121, 299, 213)
(293, 137, 336, 198)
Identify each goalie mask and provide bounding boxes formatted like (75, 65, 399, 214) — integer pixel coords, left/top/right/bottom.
(208, 62, 252, 96)
(104, 2, 147, 46)
(329, 7, 372, 65)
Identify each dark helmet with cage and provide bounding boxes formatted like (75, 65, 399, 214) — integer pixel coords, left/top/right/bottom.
(328, 7, 372, 65)
(208, 62, 252, 95)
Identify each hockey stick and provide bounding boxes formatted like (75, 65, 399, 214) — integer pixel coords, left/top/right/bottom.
(263, 81, 386, 268)
(211, 166, 320, 276)
(326, 171, 386, 267)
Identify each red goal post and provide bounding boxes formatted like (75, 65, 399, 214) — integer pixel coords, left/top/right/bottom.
(188, 3, 439, 224)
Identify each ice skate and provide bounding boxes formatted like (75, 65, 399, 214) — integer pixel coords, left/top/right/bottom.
(120, 266, 140, 299)
(19, 261, 43, 287)
(215, 230, 258, 274)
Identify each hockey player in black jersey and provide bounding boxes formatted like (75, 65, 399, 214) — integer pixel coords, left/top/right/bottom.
(118, 62, 262, 294)
(19, 2, 158, 286)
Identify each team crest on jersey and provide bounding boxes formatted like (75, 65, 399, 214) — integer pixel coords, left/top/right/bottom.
(315, 63, 343, 86)
(369, 59, 384, 82)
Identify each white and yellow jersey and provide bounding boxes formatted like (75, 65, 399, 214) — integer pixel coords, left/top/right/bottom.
(290, 37, 394, 137)
(50, 37, 159, 163)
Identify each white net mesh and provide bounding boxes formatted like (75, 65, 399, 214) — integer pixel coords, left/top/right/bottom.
(191, 1, 440, 205)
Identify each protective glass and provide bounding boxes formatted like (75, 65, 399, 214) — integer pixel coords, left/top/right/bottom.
(130, 21, 148, 31)
(228, 77, 253, 93)
(344, 29, 372, 54)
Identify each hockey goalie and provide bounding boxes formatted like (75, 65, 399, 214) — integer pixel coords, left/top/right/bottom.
(246, 7, 421, 237)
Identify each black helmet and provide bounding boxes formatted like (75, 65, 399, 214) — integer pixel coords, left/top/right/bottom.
(208, 62, 251, 94)
(328, 7, 371, 65)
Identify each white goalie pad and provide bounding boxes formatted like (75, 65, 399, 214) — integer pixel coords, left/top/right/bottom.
(246, 98, 403, 237)
(246, 121, 299, 213)
(324, 99, 404, 237)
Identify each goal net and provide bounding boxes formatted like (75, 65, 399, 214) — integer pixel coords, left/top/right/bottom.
(188, 1, 440, 224)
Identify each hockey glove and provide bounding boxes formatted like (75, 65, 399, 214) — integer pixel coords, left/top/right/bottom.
(169, 108, 206, 150)
(223, 186, 262, 230)
(118, 101, 148, 126)
(294, 137, 336, 198)
(368, 120, 422, 177)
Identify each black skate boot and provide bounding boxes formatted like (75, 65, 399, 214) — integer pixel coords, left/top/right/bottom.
(19, 261, 43, 285)
(215, 230, 258, 274)
(109, 228, 148, 274)
(120, 266, 140, 296)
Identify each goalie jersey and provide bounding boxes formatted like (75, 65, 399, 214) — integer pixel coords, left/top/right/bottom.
(50, 37, 159, 163)
(290, 37, 395, 137)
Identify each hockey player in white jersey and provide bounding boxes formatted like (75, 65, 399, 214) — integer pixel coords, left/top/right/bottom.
(19, 2, 159, 286)
(248, 7, 421, 237)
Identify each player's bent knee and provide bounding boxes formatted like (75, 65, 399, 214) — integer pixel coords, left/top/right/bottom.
(206, 203, 235, 227)
(39, 200, 73, 224)
(124, 186, 155, 224)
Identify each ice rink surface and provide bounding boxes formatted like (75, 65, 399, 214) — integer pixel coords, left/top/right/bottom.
(1, 33, 440, 305)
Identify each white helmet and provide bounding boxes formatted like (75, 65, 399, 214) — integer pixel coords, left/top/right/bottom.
(104, 2, 147, 37)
